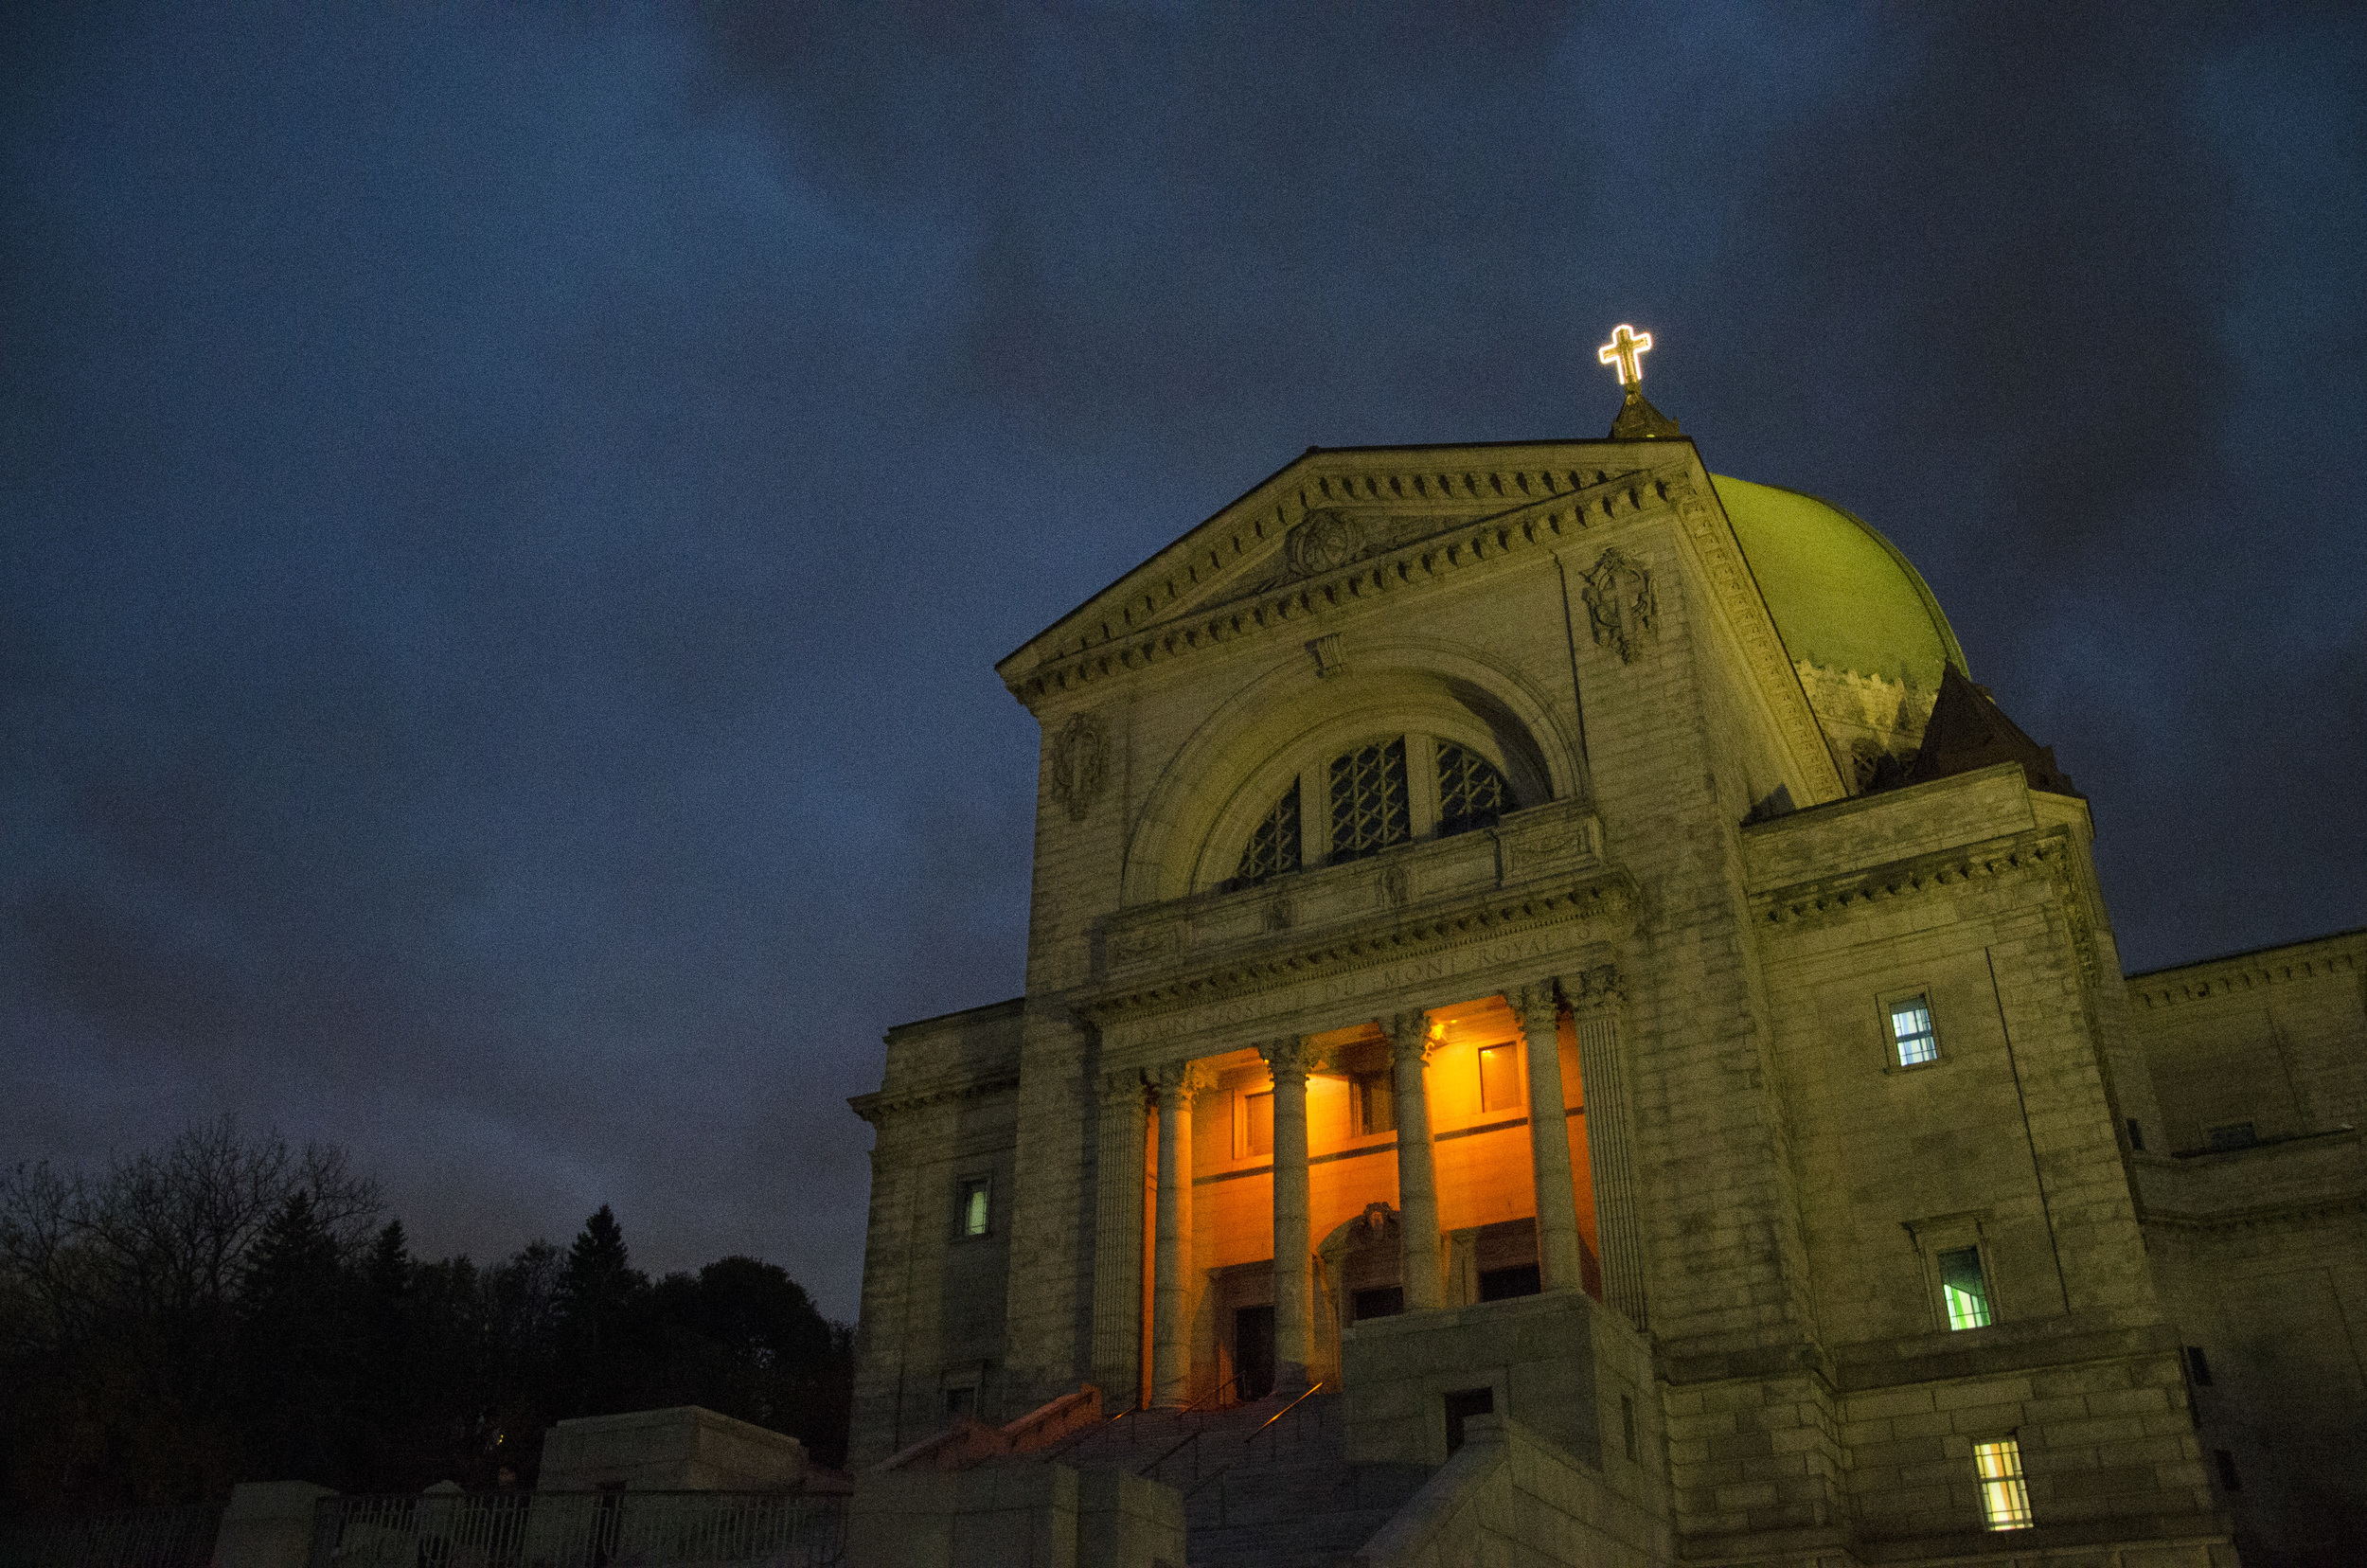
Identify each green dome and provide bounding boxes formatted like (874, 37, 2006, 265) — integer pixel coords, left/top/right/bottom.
(1710, 474, 1968, 688)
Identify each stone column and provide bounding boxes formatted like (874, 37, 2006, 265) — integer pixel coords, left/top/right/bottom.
(1258, 1037, 1315, 1393)
(1379, 1010, 1445, 1312)
(1571, 973, 1646, 1327)
(1509, 978, 1584, 1294)
(1149, 1061, 1198, 1407)
(1091, 1067, 1149, 1409)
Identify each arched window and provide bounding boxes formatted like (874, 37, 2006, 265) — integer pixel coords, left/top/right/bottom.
(1230, 735, 1525, 886)
(1236, 782, 1302, 884)
(1435, 743, 1510, 837)
(1328, 738, 1410, 862)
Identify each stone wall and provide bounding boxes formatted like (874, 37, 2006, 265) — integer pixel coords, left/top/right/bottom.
(2128, 929, 2367, 1563)
(844, 1464, 1183, 1568)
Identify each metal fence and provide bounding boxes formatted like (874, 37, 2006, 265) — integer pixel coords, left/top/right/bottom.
(306, 1492, 843, 1568)
(0, 1505, 222, 1568)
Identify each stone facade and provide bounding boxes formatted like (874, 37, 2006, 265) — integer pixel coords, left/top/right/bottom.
(847, 432, 2364, 1565)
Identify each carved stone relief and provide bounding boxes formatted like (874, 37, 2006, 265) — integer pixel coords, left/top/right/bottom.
(1048, 712, 1108, 822)
(1286, 509, 1371, 576)
(1581, 546, 1657, 663)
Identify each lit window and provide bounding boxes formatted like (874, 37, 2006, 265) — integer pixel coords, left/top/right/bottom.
(1972, 1438, 2032, 1529)
(1237, 781, 1302, 885)
(1890, 997, 1938, 1066)
(1435, 743, 1511, 837)
(1244, 1091, 1272, 1157)
(1939, 1246, 1991, 1329)
(958, 1177, 990, 1238)
(1329, 739, 1409, 862)
(1479, 1043, 1522, 1114)
(1355, 1071, 1396, 1135)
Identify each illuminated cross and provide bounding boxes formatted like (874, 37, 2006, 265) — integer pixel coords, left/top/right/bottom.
(1597, 324, 1653, 388)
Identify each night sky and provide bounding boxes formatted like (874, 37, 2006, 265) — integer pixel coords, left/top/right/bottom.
(6, 7, 2361, 1318)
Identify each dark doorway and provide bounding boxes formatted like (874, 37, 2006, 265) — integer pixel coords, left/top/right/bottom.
(1479, 1262, 1541, 1301)
(1351, 1285, 1404, 1323)
(1444, 1386, 1495, 1453)
(1235, 1304, 1275, 1400)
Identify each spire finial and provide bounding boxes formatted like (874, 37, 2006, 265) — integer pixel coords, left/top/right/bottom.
(1596, 324, 1652, 388)
(1596, 322, 1682, 440)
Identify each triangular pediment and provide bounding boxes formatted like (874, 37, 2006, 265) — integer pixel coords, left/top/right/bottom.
(996, 440, 1696, 701)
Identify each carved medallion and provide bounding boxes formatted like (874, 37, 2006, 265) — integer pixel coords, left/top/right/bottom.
(1581, 546, 1657, 664)
(1048, 713, 1107, 823)
(1380, 864, 1412, 910)
(1285, 509, 1370, 577)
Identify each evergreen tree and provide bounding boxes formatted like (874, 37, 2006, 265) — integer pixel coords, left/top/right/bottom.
(554, 1206, 649, 1417)
(240, 1190, 359, 1485)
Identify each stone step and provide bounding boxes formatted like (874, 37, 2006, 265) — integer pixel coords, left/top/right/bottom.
(1184, 1506, 1399, 1568)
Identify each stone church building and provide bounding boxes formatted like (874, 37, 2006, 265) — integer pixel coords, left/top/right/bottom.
(845, 364, 2364, 1566)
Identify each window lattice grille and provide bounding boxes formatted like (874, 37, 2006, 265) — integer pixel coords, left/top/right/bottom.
(1973, 1439, 2034, 1529)
(1236, 782, 1302, 884)
(1328, 739, 1409, 862)
(1939, 1246, 1992, 1330)
(1436, 743, 1510, 836)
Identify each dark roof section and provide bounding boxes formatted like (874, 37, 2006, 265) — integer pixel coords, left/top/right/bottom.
(1902, 666, 2081, 798)
(1609, 388, 1683, 440)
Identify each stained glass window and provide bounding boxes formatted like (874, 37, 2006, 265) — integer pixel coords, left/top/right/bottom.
(1973, 1439, 2033, 1529)
(1939, 1246, 1991, 1329)
(1237, 781, 1302, 884)
(1329, 739, 1409, 862)
(1435, 743, 1510, 836)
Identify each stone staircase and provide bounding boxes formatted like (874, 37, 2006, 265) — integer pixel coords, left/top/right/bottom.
(1032, 1392, 1432, 1568)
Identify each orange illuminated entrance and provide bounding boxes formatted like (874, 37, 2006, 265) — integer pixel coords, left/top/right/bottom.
(1145, 993, 1604, 1407)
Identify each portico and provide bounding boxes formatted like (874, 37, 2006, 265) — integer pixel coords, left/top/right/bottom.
(1103, 971, 1637, 1413)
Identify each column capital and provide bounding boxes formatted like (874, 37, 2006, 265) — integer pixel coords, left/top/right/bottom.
(1097, 1066, 1148, 1108)
(1256, 1036, 1323, 1078)
(1376, 1010, 1438, 1060)
(1505, 978, 1565, 1036)
(1148, 1060, 1219, 1099)
(1562, 962, 1625, 1013)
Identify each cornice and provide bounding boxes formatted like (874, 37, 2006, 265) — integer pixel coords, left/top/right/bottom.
(2127, 931, 2364, 1011)
(1664, 475, 1842, 797)
(849, 1073, 1022, 1125)
(1074, 866, 1639, 1026)
(2138, 1193, 2367, 1231)
(1005, 462, 1688, 708)
(1751, 825, 2076, 928)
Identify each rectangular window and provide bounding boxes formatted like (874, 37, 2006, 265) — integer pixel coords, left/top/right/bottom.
(958, 1177, 990, 1238)
(1890, 996, 1939, 1065)
(2207, 1121, 2257, 1151)
(1973, 1438, 2033, 1529)
(2127, 1116, 2145, 1151)
(2186, 1345, 2213, 1386)
(2214, 1448, 2241, 1491)
(1478, 1043, 1522, 1113)
(1244, 1090, 1273, 1157)
(1939, 1246, 1992, 1329)
(1478, 1262, 1540, 1301)
(1620, 1394, 1637, 1462)
(944, 1384, 975, 1418)
(1350, 1285, 1404, 1322)
(1356, 1071, 1396, 1135)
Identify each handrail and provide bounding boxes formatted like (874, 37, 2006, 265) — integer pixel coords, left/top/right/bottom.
(1253, 1378, 1326, 1437)
(1179, 1381, 1328, 1503)
(1133, 1375, 1242, 1478)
